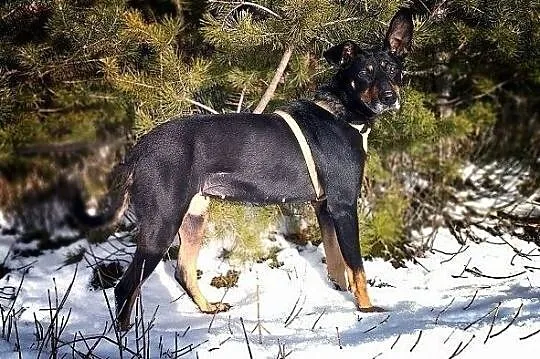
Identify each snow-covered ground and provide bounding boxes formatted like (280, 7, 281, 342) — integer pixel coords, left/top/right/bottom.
(0, 218, 539, 358)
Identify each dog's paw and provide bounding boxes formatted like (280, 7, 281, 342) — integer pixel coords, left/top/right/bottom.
(357, 305, 387, 313)
(201, 302, 231, 314)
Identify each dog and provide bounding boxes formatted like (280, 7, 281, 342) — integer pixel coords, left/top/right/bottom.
(72, 9, 413, 330)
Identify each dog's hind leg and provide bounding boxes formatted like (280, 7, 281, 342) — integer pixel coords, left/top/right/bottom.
(114, 191, 183, 331)
(174, 194, 231, 313)
(313, 201, 347, 291)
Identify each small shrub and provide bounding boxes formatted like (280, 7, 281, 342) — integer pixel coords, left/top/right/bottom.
(90, 262, 124, 290)
(208, 199, 280, 263)
(359, 186, 411, 266)
(62, 246, 86, 267)
(257, 245, 284, 269)
(210, 270, 240, 288)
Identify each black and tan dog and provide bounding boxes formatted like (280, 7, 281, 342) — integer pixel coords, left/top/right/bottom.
(73, 9, 413, 330)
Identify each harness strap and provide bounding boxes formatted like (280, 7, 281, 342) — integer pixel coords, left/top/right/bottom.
(350, 125, 371, 153)
(314, 100, 371, 153)
(273, 110, 325, 200)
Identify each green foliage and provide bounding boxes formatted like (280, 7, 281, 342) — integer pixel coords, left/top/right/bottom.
(450, 101, 499, 139)
(208, 199, 280, 263)
(0, 0, 130, 164)
(201, 0, 403, 111)
(372, 89, 439, 154)
(359, 187, 410, 264)
(1, 1, 538, 265)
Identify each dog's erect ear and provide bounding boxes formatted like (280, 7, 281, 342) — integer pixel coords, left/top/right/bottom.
(324, 41, 361, 67)
(384, 8, 413, 57)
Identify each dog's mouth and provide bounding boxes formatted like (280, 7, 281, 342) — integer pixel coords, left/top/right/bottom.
(359, 86, 401, 116)
(364, 98, 400, 115)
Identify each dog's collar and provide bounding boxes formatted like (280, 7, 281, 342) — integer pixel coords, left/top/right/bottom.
(314, 100, 371, 153)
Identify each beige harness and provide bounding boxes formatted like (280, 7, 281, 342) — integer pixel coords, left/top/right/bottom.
(274, 104, 370, 201)
(274, 109, 325, 200)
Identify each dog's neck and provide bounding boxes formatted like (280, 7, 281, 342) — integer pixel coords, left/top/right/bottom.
(314, 81, 375, 125)
(313, 83, 372, 153)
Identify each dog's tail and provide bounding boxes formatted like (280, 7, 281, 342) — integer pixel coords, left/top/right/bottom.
(71, 163, 134, 229)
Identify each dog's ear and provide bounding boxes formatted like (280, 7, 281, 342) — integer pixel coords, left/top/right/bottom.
(323, 41, 361, 67)
(384, 8, 413, 57)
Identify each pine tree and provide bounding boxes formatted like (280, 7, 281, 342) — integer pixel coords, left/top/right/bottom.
(1, 0, 538, 261)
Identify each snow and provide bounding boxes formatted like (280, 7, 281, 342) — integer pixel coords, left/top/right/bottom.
(0, 220, 539, 358)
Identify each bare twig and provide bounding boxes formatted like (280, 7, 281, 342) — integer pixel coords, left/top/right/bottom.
(451, 258, 471, 278)
(464, 267, 525, 280)
(463, 289, 478, 310)
(489, 303, 522, 338)
(186, 99, 218, 114)
(208, 287, 230, 333)
(284, 293, 302, 325)
(363, 315, 391, 333)
(444, 328, 456, 344)
(236, 88, 246, 113)
(37, 265, 78, 358)
(410, 330, 423, 352)
(484, 302, 500, 344)
(413, 258, 430, 272)
(336, 327, 342, 349)
(448, 334, 475, 359)
(6, 272, 25, 319)
(87, 246, 124, 359)
(520, 327, 540, 340)
(391, 333, 401, 349)
(13, 315, 21, 359)
(462, 305, 498, 331)
(253, 47, 294, 114)
(435, 297, 455, 324)
(440, 245, 469, 264)
(310, 308, 326, 331)
(212, 1, 282, 20)
(57, 334, 139, 357)
(284, 297, 304, 328)
(240, 317, 253, 359)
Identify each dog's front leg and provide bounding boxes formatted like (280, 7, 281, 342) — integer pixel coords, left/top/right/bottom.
(327, 200, 385, 312)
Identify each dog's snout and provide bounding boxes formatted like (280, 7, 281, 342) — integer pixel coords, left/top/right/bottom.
(380, 90, 396, 105)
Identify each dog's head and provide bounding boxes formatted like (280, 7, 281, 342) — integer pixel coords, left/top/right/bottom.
(324, 9, 413, 117)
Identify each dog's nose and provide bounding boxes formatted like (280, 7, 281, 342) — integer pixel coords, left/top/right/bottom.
(380, 90, 396, 105)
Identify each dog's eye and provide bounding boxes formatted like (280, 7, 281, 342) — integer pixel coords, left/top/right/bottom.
(386, 65, 397, 76)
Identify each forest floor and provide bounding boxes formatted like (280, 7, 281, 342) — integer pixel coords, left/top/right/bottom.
(0, 219, 539, 358)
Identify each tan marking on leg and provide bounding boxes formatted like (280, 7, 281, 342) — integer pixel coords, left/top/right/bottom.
(186, 193, 210, 216)
(320, 224, 347, 290)
(176, 200, 230, 314)
(346, 266, 372, 309)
